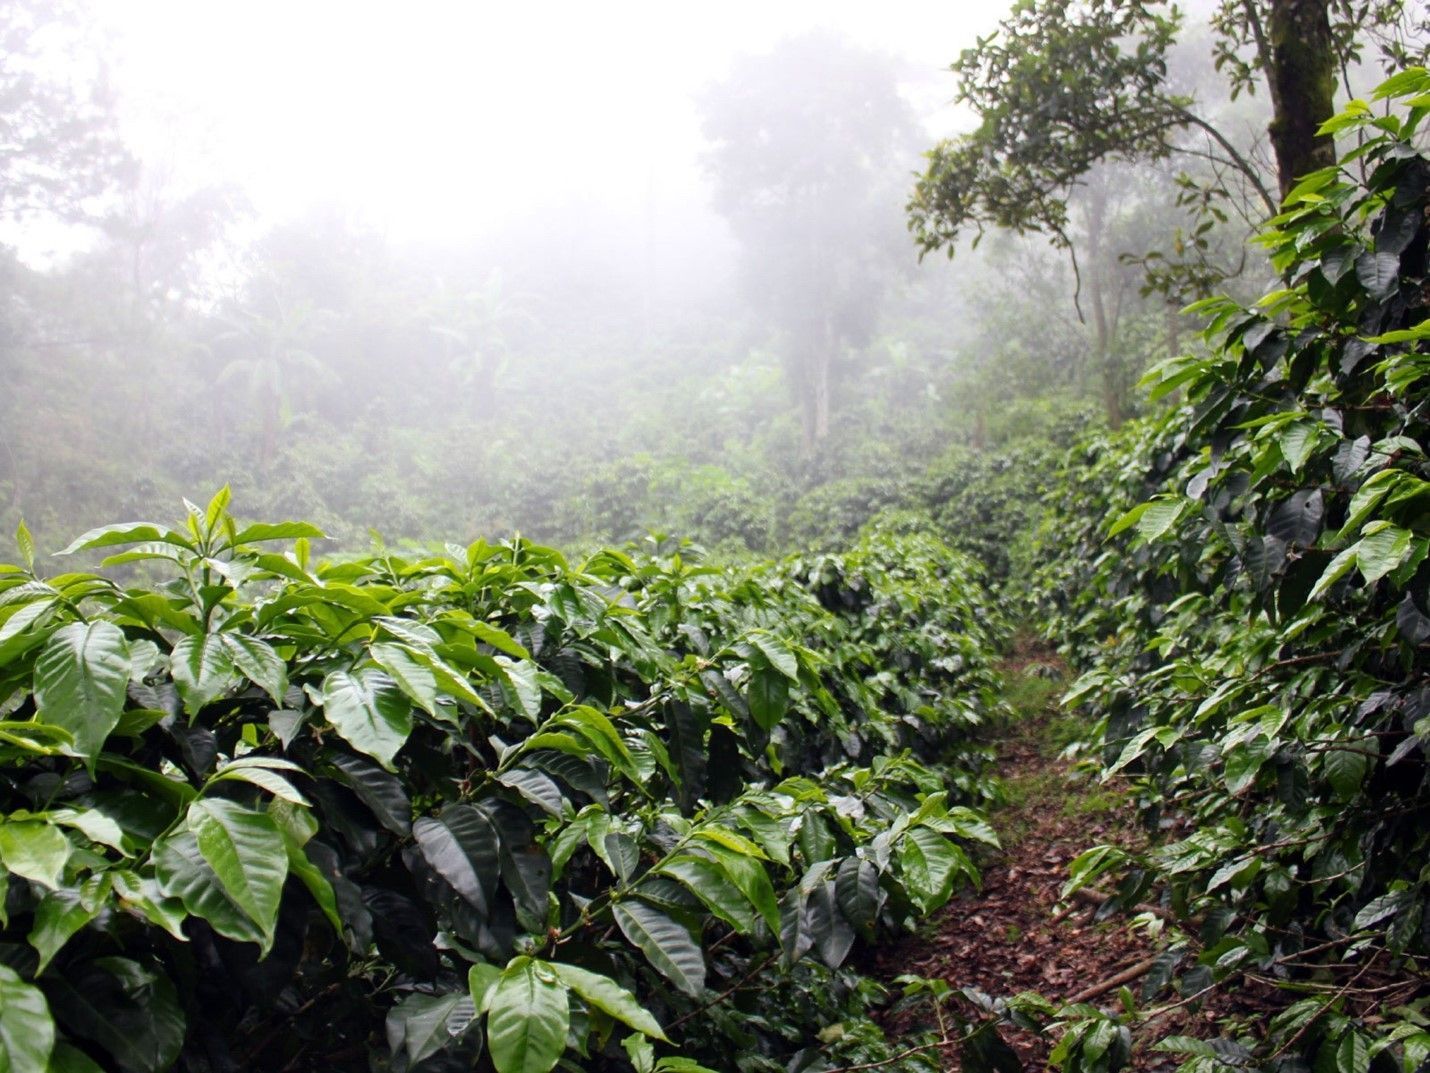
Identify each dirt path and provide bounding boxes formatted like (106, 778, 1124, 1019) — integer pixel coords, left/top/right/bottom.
(871, 650, 1189, 1070)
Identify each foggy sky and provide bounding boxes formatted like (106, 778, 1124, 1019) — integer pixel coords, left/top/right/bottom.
(104, 1, 1004, 247)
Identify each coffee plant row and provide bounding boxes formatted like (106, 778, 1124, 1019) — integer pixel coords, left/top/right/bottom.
(0, 499, 1006, 1073)
(1030, 71, 1430, 1073)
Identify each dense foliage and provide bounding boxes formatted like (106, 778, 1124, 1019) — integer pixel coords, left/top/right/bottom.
(1031, 71, 1430, 1070)
(0, 497, 1005, 1072)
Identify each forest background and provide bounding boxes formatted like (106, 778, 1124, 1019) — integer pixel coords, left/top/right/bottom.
(4, 0, 1384, 563)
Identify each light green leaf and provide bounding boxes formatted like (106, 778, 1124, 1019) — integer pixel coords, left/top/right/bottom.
(486, 957, 570, 1073)
(229, 521, 326, 546)
(466, 621, 530, 660)
(749, 633, 799, 680)
(371, 642, 439, 716)
(497, 658, 542, 721)
(34, 622, 130, 763)
(898, 827, 962, 912)
(29, 886, 101, 973)
(656, 855, 757, 932)
(1135, 499, 1186, 542)
(320, 669, 413, 770)
(1356, 524, 1412, 583)
(547, 961, 667, 1040)
(170, 633, 238, 715)
(178, 799, 287, 951)
(0, 821, 70, 890)
(1309, 545, 1359, 601)
(0, 964, 54, 1071)
(57, 523, 191, 556)
(15, 522, 34, 573)
(219, 634, 287, 705)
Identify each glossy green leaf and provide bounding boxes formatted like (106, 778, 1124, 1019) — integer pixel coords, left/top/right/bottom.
(612, 899, 705, 997)
(413, 804, 500, 913)
(320, 668, 413, 769)
(547, 961, 667, 1040)
(0, 821, 70, 890)
(0, 964, 53, 1072)
(170, 633, 237, 714)
(485, 958, 569, 1073)
(186, 799, 287, 948)
(219, 633, 287, 705)
(34, 622, 130, 763)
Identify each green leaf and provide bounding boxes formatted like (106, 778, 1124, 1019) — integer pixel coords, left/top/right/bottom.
(1107, 502, 1150, 537)
(1309, 545, 1359, 601)
(320, 669, 413, 770)
(555, 707, 642, 785)
(1135, 499, 1185, 542)
(1323, 746, 1370, 801)
(700, 844, 780, 933)
(370, 642, 439, 716)
(835, 857, 880, 936)
(186, 799, 287, 947)
(466, 621, 531, 660)
(57, 523, 191, 556)
(495, 768, 564, 816)
(749, 633, 799, 680)
(413, 804, 500, 914)
(486, 957, 570, 1073)
(899, 827, 961, 912)
(656, 855, 757, 932)
(29, 886, 102, 973)
(34, 622, 131, 763)
(0, 821, 71, 890)
(1278, 423, 1320, 473)
(547, 961, 668, 1040)
(229, 521, 326, 546)
(612, 900, 705, 997)
(325, 751, 412, 835)
(44, 958, 184, 1073)
(747, 665, 789, 731)
(219, 634, 287, 705)
(46, 1041, 105, 1073)
(497, 658, 542, 721)
(385, 991, 476, 1067)
(281, 832, 342, 934)
(15, 522, 34, 573)
(0, 964, 53, 1071)
(170, 633, 237, 715)
(1356, 524, 1412, 583)
(210, 762, 310, 806)
(153, 828, 266, 947)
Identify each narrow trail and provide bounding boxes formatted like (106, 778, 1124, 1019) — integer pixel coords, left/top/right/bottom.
(872, 645, 1252, 1071)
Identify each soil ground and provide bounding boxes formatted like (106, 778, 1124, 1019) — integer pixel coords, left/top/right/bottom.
(871, 643, 1271, 1070)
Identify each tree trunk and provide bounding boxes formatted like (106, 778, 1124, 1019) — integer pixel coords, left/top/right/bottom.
(1084, 180, 1125, 427)
(813, 318, 831, 443)
(1266, 0, 1337, 198)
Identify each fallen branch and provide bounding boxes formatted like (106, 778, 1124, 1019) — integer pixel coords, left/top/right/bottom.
(1066, 955, 1162, 1004)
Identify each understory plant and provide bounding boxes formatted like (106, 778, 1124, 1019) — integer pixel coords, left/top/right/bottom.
(1032, 69, 1430, 1071)
(0, 496, 1004, 1072)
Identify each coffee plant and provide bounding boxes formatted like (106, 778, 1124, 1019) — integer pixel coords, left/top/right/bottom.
(1030, 70, 1430, 1071)
(0, 495, 1005, 1072)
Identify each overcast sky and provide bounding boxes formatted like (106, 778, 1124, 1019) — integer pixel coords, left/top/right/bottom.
(101, 1, 1003, 245)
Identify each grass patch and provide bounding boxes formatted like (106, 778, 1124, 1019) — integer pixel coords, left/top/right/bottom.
(1003, 671, 1064, 720)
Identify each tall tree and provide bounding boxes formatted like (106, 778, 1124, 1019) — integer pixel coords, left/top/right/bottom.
(698, 31, 920, 447)
(908, 0, 1426, 277)
(0, 0, 131, 227)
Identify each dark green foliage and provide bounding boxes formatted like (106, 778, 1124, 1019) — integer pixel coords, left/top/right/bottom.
(1030, 73, 1430, 1070)
(0, 492, 1005, 1072)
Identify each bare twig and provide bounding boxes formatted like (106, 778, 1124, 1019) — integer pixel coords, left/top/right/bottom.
(1067, 955, 1163, 1004)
